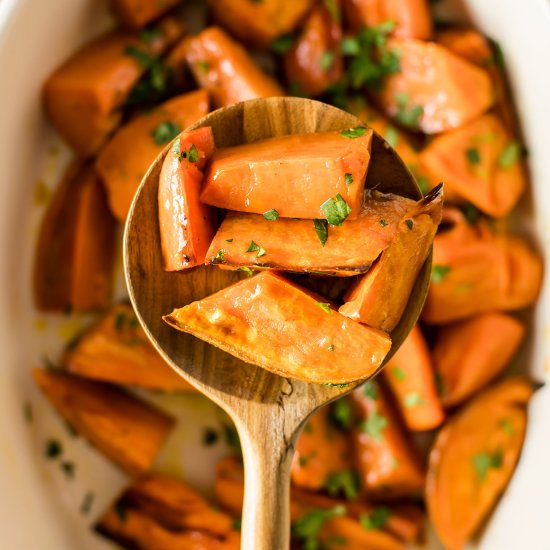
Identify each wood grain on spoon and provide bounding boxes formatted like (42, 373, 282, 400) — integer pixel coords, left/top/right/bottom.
(124, 97, 430, 550)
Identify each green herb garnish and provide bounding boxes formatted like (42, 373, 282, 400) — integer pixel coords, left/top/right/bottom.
(403, 392, 425, 408)
(393, 366, 406, 381)
(115, 501, 127, 523)
(500, 418, 514, 436)
(246, 241, 266, 257)
(323, 0, 341, 21)
(151, 121, 181, 145)
(328, 344, 335, 352)
(321, 194, 352, 226)
(340, 126, 367, 139)
(405, 219, 413, 230)
(316, 302, 332, 314)
(472, 450, 503, 481)
(139, 27, 163, 43)
(233, 517, 242, 531)
(314, 219, 329, 247)
(173, 138, 200, 166)
(292, 505, 347, 548)
(360, 507, 391, 530)
(498, 142, 520, 168)
(215, 250, 225, 262)
(263, 209, 279, 221)
(384, 126, 399, 148)
(271, 33, 294, 54)
(431, 265, 451, 283)
(394, 92, 423, 129)
(363, 381, 378, 399)
(331, 399, 353, 431)
(325, 470, 360, 500)
(360, 411, 387, 442)
(379, 219, 388, 227)
(345, 173, 353, 186)
(466, 147, 481, 166)
(196, 60, 211, 73)
(237, 267, 255, 276)
(225, 238, 234, 242)
(320, 51, 335, 70)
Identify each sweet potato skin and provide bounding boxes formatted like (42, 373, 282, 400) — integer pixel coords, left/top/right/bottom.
(339, 184, 443, 331)
(34, 163, 116, 312)
(201, 130, 372, 219)
(61, 304, 194, 391)
(97, 90, 209, 222)
(164, 271, 392, 384)
(184, 26, 284, 108)
(375, 39, 494, 134)
(159, 126, 219, 271)
(206, 191, 415, 276)
(43, 18, 184, 155)
(426, 378, 533, 550)
(32, 369, 174, 475)
(111, 0, 182, 29)
(208, 0, 315, 48)
(433, 313, 525, 407)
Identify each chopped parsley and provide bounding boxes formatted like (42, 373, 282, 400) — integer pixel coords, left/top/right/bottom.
(225, 238, 234, 243)
(384, 126, 399, 148)
(330, 398, 353, 431)
(360, 507, 391, 530)
(45, 439, 62, 459)
(323, 0, 341, 22)
(498, 142, 521, 168)
(431, 265, 451, 283)
(321, 194, 352, 226)
(320, 51, 335, 70)
(345, 173, 354, 186)
(466, 147, 481, 166)
(500, 418, 515, 436)
(214, 250, 225, 262)
(172, 138, 199, 166)
(392, 366, 406, 381)
(292, 505, 347, 548)
(124, 45, 156, 69)
(405, 219, 413, 230)
(139, 27, 163, 43)
(379, 219, 388, 227)
(237, 266, 255, 276)
(316, 302, 332, 314)
(203, 427, 219, 446)
(340, 126, 367, 139)
(417, 176, 429, 194)
(327, 344, 335, 352)
(271, 33, 295, 54)
(472, 450, 503, 481)
(115, 501, 128, 523)
(461, 203, 481, 225)
(394, 92, 423, 129)
(233, 517, 242, 531)
(363, 381, 378, 399)
(325, 469, 360, 500)
(314, 219, 329, 247)
(196, 60, 211, 73)
(403, 392, 425, 408)
(263, 209, 279, 221)
(151, 121, 181, 145)
(246, 241, 266, 257)
(360, 411, 387, 442)
(323, 383, 350, 389)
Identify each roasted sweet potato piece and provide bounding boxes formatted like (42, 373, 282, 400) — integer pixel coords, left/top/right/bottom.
(419, 114, 526, 217)
(292, 405, 353, 494)
(351, 381, 425, 498)
(164, 271, 391, 384)
(33, 369, 174, 475)
(96, 90, 209, 222)
(339, 184, 443, 331)
(206, 190, 415, 276)
(383, 325, 445, 431)
(343, 0, 432, 39)
(375, 39, 494, 134)
(159, 126, 219, 271)
(208, 0, 315, 48)
(283, 3, 343, 97)
(432, 313, 525, 408)
(183, 27, 284, 108)
(61, 304, 194, 391)
(43, 17, 184, 155)
(422, 209, 543, 324)
(201, 129, 372, 219)
(34, 163, 116, 312)
(427, 377, 533, 550)
(111, 0, 182, 29)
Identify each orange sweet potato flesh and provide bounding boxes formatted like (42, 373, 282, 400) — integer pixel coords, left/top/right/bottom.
(111, 0, 182, 29)
(375, 39, 494, 134)
(433, 312, 525, 408)
(419, 113, 526, 217)
(344, 0, 432, 39)
(164, 271, 391, 384)
(426, 377, 533, 550)
(43, 17, 184, 155)
(159, 126, 219, 271)
(201, 129, 373, 219)
(351, 381, 425, 498)
(96, 90, 209, 222)
(291, 405, 352, 491)
(34, 163, 116, 312)
(284, 3, 343, 97)
(422, 209, 543, 324)
(184, 27, 284, 108)
(205, 190, 415, 276)
(61, 304, 194, 391)
(383, 325, 445, 431)
(32, 369, 174, 475)
(339, 184, 443, 331)
(208, 0, 315, 48)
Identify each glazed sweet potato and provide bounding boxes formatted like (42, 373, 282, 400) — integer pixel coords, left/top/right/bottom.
(183, 27, 284, 108)
(111, 0, 182, 29)
(351, 381, 425, 498)
(344, 0, 432, 39)
(33, 369, 174, 475)
(97, 90, 209, 222)
(383, 325, 445, 431)
(339, 184, 443, 331)
(201, 129, 373, 219)
(375, 39, 494, 134)
(292, 405, 352, 493)
(96, 475, 240, 550)
(205, 190, 416, 276)
(159, 126, 219, 271)
(427, 377, 533, 550)
(208, 0, 315, 48)
(61, 304, 194, 391)
(34, 163, 116, 312)
(43, 17, 184, 155)
(432, 313, 525, 408)
(283, 3, 343, 97)
(164, 271, 392, 384)
(422, 209, 543, 324)
(419, 113, 526, 217)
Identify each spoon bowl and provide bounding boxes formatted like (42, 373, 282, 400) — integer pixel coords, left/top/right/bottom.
(124, 97, 430, 550)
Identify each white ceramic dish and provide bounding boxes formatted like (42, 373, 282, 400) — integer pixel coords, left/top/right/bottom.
(0, 0, 549, 548)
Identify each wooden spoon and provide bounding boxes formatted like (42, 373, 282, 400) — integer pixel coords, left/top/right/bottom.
(124, 97, 430, 549)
